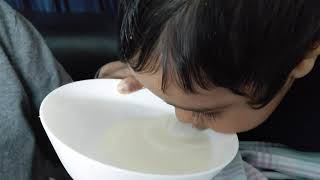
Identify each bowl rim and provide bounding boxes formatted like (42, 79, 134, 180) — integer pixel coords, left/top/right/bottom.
(39, 79, 239, 178)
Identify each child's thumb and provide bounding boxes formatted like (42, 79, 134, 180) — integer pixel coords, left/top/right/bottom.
(117, 76, 143, 94)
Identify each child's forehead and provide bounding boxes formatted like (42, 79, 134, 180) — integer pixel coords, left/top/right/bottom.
(137, 72, 242, 113)
(133, 65, 235, 99)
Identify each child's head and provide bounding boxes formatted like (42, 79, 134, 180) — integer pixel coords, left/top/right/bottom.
(119, 0, 320, 133)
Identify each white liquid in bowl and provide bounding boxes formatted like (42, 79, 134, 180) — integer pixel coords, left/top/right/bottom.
(99, 118, 214, 175)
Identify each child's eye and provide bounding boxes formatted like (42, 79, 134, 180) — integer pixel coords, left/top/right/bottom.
(191, 111, 221, 129)
(192, 112, 220, 129)
(196, 112, 219, 120)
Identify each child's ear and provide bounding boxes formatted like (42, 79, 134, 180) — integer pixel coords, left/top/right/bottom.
(291, 41, 320, 79)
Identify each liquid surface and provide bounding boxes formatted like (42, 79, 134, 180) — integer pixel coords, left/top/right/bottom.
(100, 118, 214, 175)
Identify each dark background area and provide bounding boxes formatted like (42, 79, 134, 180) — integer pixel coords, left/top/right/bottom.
(6, 0, 120, 80)
(4, 0, 117, 13)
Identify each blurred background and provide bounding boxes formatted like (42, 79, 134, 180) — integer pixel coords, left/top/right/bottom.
(5, 0, 119, 80)
(5, 0, 117, 13)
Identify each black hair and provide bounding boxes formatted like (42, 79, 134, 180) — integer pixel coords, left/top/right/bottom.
(119, 0, 320, 107)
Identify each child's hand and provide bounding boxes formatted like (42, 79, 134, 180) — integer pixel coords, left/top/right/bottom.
(98, 61, 143, 94)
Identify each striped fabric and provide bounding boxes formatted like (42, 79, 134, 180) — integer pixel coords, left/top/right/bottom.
(215, 142, 320, 180)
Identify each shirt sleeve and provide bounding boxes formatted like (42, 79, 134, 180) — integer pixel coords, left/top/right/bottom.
(0, 1, 72, 179)
(0, 2, 72, 110)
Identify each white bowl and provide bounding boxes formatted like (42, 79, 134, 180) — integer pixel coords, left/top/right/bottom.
(39, 79, 238, 180)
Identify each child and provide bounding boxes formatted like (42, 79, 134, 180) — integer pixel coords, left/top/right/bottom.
(98, 2, 320, 178)
(99, 1, 320, 151)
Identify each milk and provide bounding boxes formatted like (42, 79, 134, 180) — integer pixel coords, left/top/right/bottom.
(100, 117, 215, 175)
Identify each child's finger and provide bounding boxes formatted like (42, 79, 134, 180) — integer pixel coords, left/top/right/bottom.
(117, 76, 144, 94)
